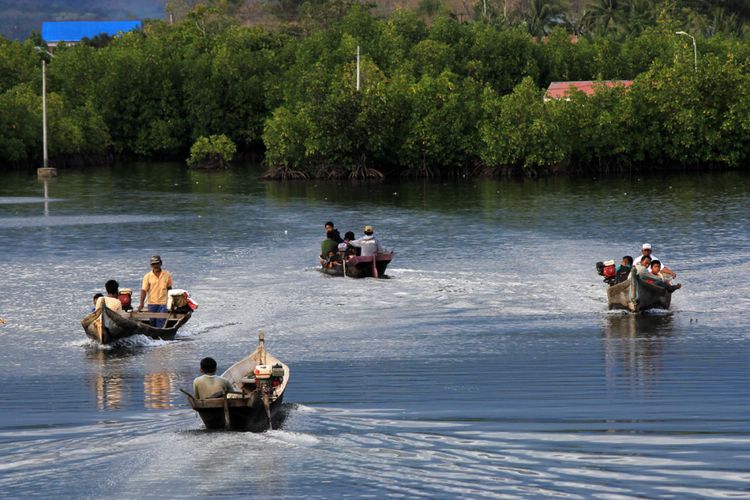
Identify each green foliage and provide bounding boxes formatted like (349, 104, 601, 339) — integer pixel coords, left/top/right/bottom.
(1, 1, 750, 175)
(0, 38, 37, 93)
(186, 134, 236, 168)
(0, 83, 40, 162)
(399, 72, 482, 175)
(479, 77, 564, 171)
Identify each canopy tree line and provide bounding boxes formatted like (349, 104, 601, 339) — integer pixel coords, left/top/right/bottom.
(1, 0, 750, 177)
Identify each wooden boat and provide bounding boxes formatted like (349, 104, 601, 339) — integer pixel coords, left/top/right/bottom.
(320, 252, 394, 278)
(81, 305, 192, 344)
(607, 269, 672, 312)
(183, 332, 290, 432)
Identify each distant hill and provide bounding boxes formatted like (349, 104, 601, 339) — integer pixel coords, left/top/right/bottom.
(0, 0, 165, 40)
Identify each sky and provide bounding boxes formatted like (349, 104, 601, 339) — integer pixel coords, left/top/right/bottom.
(0, 0, 165, 40)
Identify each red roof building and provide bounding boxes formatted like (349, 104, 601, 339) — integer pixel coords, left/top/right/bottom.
(545, 80, 633, 101)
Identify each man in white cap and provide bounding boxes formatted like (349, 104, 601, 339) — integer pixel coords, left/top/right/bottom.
(638, 243, 675, 278)
(351, 225, 383, 257)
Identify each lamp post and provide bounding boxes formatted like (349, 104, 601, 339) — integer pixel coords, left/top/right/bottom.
(35, 47, 56, 178)
(675, 31, 697, 73)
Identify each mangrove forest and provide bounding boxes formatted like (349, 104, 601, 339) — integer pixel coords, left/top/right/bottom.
(1, 0, 750, 177)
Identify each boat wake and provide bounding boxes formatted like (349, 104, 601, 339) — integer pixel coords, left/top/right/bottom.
(185, 321, 242, 336)
(91, 335, 176, 349)
(0, 214, 170, 229)
(0, 196, 64, 204)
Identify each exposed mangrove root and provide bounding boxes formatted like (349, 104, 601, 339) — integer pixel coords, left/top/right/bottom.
(401, 160, 438, 179)
(317, 165, 349, 179)
(348, 164, 384, 180)
(262, 164, 308, 180)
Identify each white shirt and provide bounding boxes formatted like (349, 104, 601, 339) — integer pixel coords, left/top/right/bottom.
(636, 253, 663, 267)
(352, 235, 383, 257)
(96, 296, 123, 314)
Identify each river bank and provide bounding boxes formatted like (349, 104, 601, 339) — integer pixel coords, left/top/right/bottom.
(3, 10, 750, 177)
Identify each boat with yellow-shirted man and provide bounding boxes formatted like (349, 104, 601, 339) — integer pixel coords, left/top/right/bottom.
(81, 289, 196, 344)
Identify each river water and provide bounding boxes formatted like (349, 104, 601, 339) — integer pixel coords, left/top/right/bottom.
(0, 164, 748, 498)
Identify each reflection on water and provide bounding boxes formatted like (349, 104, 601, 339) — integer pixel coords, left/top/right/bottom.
(144, 372, 173, 410)
(88, 349, 127, 411)
(87, 347, 176, 410)
(94, 374, 125, 410)
(42, 178, 49, 217)
(603, 313, 674, 390)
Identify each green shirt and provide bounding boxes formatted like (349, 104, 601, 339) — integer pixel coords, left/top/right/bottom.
(321, 238, 338, 257)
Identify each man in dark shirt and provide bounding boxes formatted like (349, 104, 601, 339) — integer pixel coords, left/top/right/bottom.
(324, 221, 343, 244)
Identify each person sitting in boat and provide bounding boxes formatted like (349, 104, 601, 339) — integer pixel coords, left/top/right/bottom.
(342, 231, 359, 256)
(614, 256, 633, 282)
(647, 260, 682, 293)
(350, 225, 383, 257)
(638, 243, 676, 278)
(324, 221, 343, 244)
(92, 293, 104, 312)
(193, 357, 235, 399)
(138, 255, 174, 328)
(634, 254, 652, 274)
(320, 230, 340, 268)
(95, 280, 124, 315)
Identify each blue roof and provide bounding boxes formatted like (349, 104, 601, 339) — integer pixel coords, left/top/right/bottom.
(42, 20, 142, 43)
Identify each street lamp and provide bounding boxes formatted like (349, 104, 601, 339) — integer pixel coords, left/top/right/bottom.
(675, 31, 697, 73)
(35, 47, 56, 178)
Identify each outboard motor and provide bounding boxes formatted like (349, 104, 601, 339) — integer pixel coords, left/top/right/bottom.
(271, 364, 284, 388)
(253, 364, 275, 397)
(597, 260, 618, 286)
(118, 288, 133, 311)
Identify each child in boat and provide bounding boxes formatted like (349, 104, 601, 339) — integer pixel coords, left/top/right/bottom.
(92, 293, 103, 312)
(648, 260, 682, 293)
(617, 255, 633, 273)
(343, 231, 359, 256)
(635, 255, 652, 274)
(614, 256, 633, 283)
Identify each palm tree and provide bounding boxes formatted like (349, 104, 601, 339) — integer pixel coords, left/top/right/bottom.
(708, 7, 743, 36)
(519, 0, 568, 37)
(621, 0, 655, 36)
(585, 0, 623, 34)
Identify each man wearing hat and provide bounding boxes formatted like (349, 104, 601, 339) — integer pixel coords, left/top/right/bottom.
(638, 243, 676, 278)
(351, 225, 383, 257)
(138, 255, 174, 327)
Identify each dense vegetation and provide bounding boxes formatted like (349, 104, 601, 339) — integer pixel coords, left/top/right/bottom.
(1, 0, 750, 177)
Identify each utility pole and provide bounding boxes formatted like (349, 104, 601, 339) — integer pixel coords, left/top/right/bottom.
(36, 48, 56, 178)
(42, 58, 48, 169)
(356, 45, 360, 91)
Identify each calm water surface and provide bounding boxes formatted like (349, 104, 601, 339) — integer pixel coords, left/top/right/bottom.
(0, 164, 749, 498)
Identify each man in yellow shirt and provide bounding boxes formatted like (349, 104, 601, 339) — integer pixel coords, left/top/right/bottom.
(138, 255, 174, 327)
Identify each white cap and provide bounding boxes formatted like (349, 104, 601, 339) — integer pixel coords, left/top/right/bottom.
(642, 243, 652, 250)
